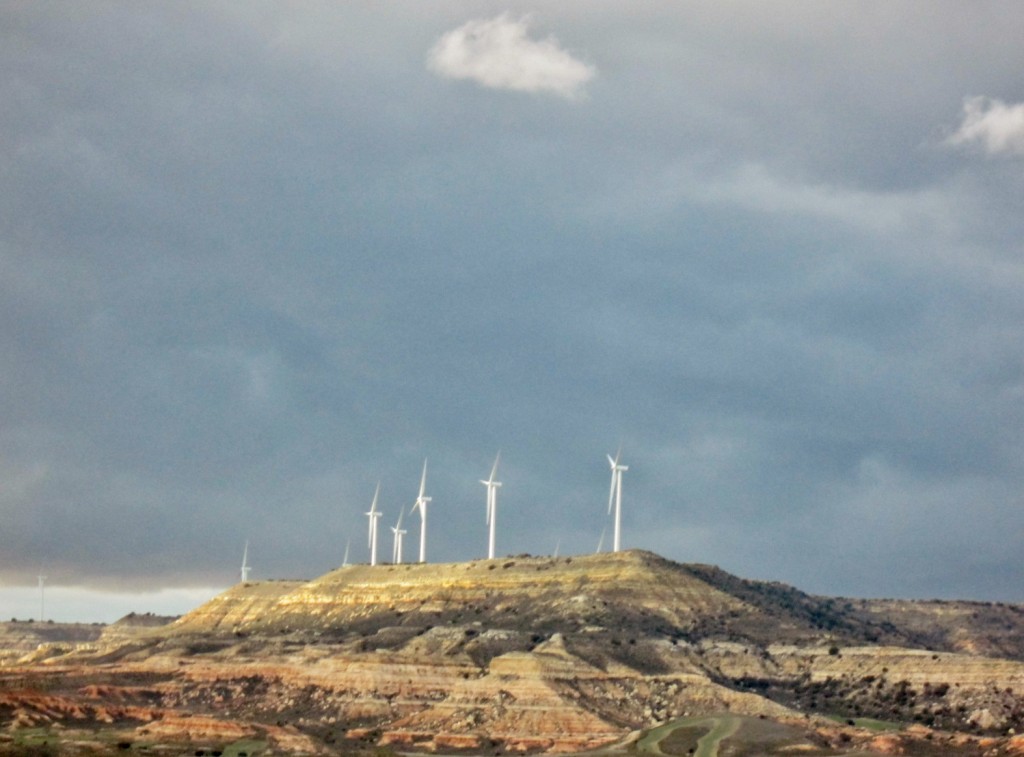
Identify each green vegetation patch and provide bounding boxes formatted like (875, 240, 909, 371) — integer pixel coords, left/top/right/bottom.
(655, 725, 703, 756)
(221, 739, 268, 757)
(9, 727, 56, 748)
(728, 717, 837, 756)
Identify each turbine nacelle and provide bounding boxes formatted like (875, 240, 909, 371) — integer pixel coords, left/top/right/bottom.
(607, 453, 628, 473)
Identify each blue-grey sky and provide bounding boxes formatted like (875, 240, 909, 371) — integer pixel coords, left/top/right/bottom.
(3, 3, 1024, 621)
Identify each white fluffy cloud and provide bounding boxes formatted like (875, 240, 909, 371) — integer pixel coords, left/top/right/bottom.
(427, 14, 595, 99)
(946, 96, 1024, 157)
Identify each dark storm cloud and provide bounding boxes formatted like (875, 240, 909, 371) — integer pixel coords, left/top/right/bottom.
(2, 3, 1023, 612)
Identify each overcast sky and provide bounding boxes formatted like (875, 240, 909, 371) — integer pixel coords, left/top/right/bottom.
(3, 3, 1024, 622)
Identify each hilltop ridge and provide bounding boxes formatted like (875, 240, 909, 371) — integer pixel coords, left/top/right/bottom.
(173, 550, 747, 642)
(171, 549, 1019, 660)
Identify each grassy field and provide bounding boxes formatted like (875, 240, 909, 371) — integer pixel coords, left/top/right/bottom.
(637, 715, 741, 757)
(635, 713, 885, 757)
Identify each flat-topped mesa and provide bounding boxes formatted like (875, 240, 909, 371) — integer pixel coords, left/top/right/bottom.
(166, 549, 1024, 661)
(170, 549, 748, 638)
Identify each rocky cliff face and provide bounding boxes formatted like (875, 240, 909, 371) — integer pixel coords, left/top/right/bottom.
(3, 550, 1024, 755)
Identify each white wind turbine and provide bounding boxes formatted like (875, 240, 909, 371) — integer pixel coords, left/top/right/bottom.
(366, 483, 383, 566)
(607, 448, 628, 552)
(240, 540, 252, 583)
(481, 453, 502, 560)
(410, 459, 431, 563)
(391, 511, 407, 565)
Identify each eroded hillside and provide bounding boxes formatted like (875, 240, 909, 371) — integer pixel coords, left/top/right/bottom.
(3, 551, 1024, 756)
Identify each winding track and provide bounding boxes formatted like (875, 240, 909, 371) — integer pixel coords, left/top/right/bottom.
(636, 714, 741, 757)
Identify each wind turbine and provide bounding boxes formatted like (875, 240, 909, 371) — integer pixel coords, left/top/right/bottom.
(240, 541, 252, 583)
(391, 511, 407, 565)
(410, 459, 431, 563)
(607, 448, 628, 552)
(481, 452, 502, 559)
(366, 483, 383, 566)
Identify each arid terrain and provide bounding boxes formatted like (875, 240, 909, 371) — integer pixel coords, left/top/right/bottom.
(3, 550, 1024, 755)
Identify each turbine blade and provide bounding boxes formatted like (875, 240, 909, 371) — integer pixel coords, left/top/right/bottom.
(489, 452, 500, 482)
(418, 459, 428, 499)
(607, 453, 616, 469)
(371, 481, 380, 514)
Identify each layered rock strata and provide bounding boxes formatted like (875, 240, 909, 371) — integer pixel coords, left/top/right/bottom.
(3, 550, 1024, 755)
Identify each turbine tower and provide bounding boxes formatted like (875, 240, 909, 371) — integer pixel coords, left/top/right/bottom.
(240, 541, 252, 583)
(607, 448, 628, 552)
(366, 483, 383, 566)
(391, 511, 407, 565)
(480, 452, 502, 559)
(410, 459, 431, 563)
